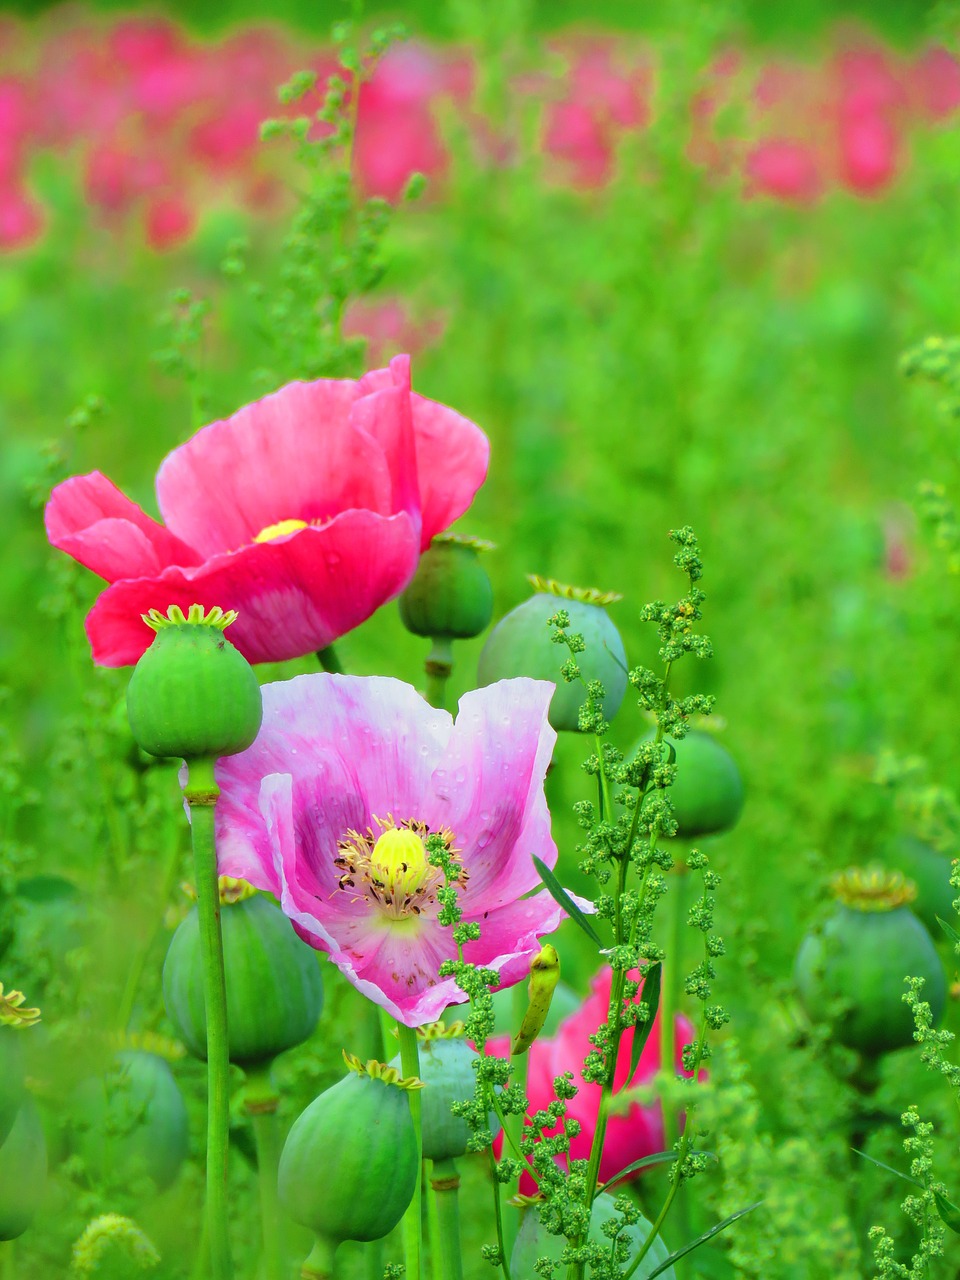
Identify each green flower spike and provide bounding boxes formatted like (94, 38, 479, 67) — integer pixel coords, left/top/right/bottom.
(127, 604, 262, 760)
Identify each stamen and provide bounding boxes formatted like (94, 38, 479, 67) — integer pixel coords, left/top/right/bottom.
(334, 815, 464, 920)
(253, 518, 309, 543)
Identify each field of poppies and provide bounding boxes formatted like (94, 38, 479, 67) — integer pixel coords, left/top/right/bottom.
(4, 1, 960, 1278)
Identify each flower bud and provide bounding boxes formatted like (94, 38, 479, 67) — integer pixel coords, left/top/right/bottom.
(633, 730, 744, 838)
(126, 605, 262, 759)
(478, 579, 627, 732)
(163, 884, 324, 1066)
(511, 1193, 675, 1280)
(70, 1051, 189, 1191)
(0, 1096, 47, 1241)
(399, 535, 494, 641)
(279, 1055, 421, 1262)
(794, 867, 946, 1056)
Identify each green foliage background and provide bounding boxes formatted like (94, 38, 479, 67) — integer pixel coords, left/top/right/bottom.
(4, 1, 960, 1277)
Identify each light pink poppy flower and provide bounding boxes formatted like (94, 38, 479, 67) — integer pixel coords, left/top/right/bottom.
(490, 966, 697, 1193)
(214, 673, 567, 1027)
(44, 356, 488, 666)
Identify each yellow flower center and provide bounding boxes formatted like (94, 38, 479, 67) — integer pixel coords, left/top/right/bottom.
(335, 816, 464, 920)
(371, 828, 431, 899)
(253, 518, 309, 543)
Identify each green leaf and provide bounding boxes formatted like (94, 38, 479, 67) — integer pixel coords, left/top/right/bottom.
(936, 915, 960, 948)
(851, 1148, 922, 1188)
(532, 856, 601, 945)
(637, 1202, 764, 1280)
(597, 1148, 716, 1195)
(934, 1190, 960, 1233)
(628, 962, 662, 1083)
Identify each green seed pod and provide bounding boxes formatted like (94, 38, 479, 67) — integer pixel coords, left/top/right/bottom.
(0, 984, 39, 1151)
(126, 605, 262, 759)
(882, 836, 956, 936)
(633, 730, 744, 838)
(71, 1051, 189, 1191)
(0, 1029, 23, 1150)
(478, 579, 627, 732)
(163, 884, 323, 1066)
(794, 868, 946, 1057)
(399, 535, 494, 640)
(0, 1097, 47, 1241)
(279, 1055, 420, 1264)
(390, 1024, 500, 1161)
(511, 1193, 675, 1280)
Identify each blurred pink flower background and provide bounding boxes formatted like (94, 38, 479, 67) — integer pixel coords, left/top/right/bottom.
(1, 13, 958, 255)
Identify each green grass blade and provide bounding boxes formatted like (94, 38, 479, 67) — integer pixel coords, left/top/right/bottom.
(628, 961, 662, 1082)
(641, 1202, 764, 1280)
(532, 855, 601, 944)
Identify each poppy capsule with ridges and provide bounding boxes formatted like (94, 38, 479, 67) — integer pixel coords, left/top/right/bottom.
(0, 985, 39, 1151)
(70, 1051, 190, 1192)
(391, 1022, 500, 1161)
(882, 835, 956, 936)
(632, 729, 744, 838)
(0, 1096, 47, 1241)
(477, 579, 627, 732)
(794, 867, 947, 1057)
(163, 883, 324, 1066)
(399, 534, 495, 641)
(126, 604, 262, 759)
(0, 1031, 23, 1151)
(279, 1055, 421, 1273)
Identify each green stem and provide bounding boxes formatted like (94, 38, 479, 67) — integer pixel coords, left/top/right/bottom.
(622, 906, 713, 1280)
(430, 1157, 464, 1280)
(426, 1160, 443, 1280)
(487, 1138, 512, 1280)
(317, 645, 344, 674)
(243, 1063, 284, 1280)
(364, 1237, 384, 1280)
(397, 1021, 423, 1280)
(424, 638, 454, 710)
(659, 863, 686, 1155)
(378, 1006, 396, 1059)
(501, 982, 530, 1257)
(184, 755, 233, 1280)
(302, 1236, 338, 1280)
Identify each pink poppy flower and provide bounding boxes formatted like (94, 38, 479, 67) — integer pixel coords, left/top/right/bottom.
(490, 966, 697, 1193)
(44, 356, 488, 666)
(213, 673, 567, 1026)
